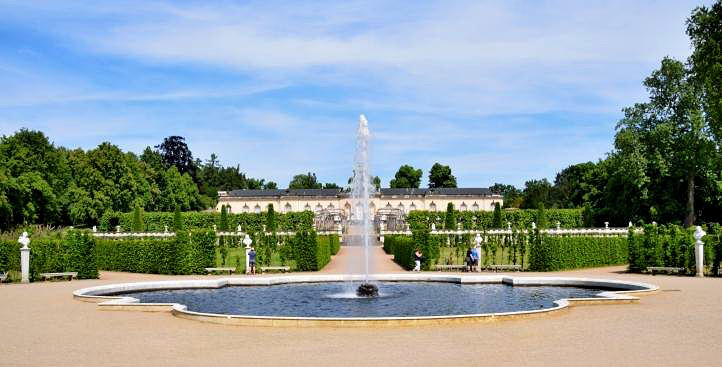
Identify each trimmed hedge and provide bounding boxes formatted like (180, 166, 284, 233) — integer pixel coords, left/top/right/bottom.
(384, 232, 441, 270)
(95, 229, 215, 274)
(0, 230, 98, 280)
(628, 224, 695, 274)
(406, 209, 584, 230)
(112, 211, 314, 232)
(292, 229, 330, 271)
(319, 235, 341, 256)
(528, 231, 628, 271)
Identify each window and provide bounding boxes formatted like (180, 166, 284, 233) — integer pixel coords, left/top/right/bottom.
(472, 202, 479, 212)
(243, 204, 250, 213)
(410, 202, 417, 211)
(460, 202, 467, 211)
(429, 202, 437, 211)
(284, 203, 292, 212)
(254, 205, 261, 214)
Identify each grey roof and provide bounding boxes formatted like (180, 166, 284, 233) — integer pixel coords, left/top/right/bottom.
(223, 187, 497, 198)
(225, 188, 343, 198)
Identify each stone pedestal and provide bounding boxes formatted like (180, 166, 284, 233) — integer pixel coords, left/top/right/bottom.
(694, 226, 706, 278)
(20, 247, 30, 283)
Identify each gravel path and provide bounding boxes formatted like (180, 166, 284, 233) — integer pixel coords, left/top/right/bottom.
(1, 266, 720, 366)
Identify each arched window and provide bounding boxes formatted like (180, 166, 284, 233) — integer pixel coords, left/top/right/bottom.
(410, 202, 417, 211)
(254, 205, 261, 214)
(398, 202, 405, 213)
(243, 204, 250, 213)
(472, 202, 479, 212)
(284, 203, 292, 212)
(304, 203, 311, 211)
(460, 202, 468, 211)
(386, 202, 392, 209)
(429, 202, 437, 211)
(315, 203, 323, 211)
(327, 203, 334, 209)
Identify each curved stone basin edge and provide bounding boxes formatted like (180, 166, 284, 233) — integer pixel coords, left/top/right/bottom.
(73, 274, 658, 327)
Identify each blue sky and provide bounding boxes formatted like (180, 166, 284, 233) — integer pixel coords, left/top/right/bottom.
(0, 0, 706, 188)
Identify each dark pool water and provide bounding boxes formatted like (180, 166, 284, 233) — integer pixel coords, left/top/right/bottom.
(122, 282, 615, 317)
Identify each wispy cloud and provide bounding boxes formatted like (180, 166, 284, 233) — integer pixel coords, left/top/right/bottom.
(0, 0, 706, 187)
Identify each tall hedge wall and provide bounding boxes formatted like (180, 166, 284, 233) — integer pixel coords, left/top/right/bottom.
(110, 211, 313, 232)
(406, 209, 583, 230)
(292, 229, 330, 271)
(0, 230, 97, 280)
(318, 235, 340, 256)
(384, 232, 441, 270)
(627, 224, 697, 274)
(528, 231, 628, 271)
(95, 229, 215, 274)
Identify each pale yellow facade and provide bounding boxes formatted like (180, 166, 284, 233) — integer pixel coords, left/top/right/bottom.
(216, 189, 502, 216)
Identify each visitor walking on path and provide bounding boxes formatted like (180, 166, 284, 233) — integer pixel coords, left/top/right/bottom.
(414, 249, 423, 271)
(249, 247, 257, 275)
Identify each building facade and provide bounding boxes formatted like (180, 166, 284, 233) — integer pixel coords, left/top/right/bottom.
(216, 188, 503, 217)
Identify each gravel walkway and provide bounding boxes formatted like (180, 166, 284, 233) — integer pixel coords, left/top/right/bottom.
(1, 266, 720, 366)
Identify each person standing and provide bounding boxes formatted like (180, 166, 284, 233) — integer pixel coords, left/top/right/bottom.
(465, 248, 473, 272)
(248, 247, 257, 275)
(414, 249, 423, 271)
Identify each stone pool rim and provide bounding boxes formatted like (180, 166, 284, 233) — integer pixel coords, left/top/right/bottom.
(73, 274, 658, 327)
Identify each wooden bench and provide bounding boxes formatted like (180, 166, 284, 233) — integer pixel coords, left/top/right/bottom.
(204, 267, 235, 275)
(432, 264, 467, 272)
(0, 271, 8, 282)
(485, 264, 522, 272)
(260, 266, 290, 273)
(647, 266, 686, 275)
(40, 272, 77, 281)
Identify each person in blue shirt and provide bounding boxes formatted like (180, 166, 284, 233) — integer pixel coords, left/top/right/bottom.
(248, 247, 257, 275)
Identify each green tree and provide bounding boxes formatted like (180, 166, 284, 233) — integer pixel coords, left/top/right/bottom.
(323, 183, 340, 189)
(536, 203, 548, 229)
(444, 202, 456, 230)
(490, 183, 523, 208)
(521, 179, 553, 209)
(266, 203, 277, 231)
(492, 202, 503, 228)
(132, 205, 144, 232)
(688, 1, 722, 144)
(428, 163, 457, 188)
(155, 136, 195, 177)
(173, 206, 184, 231)
(389, 165, 422, 188)
(582, 202, 594, 227)
(615, 58, 715, 226)
(219, 205, 229, 231)
(289, 172, 322, 189)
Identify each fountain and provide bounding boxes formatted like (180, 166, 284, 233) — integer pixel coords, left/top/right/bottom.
(73, 114, 659, 327)
(350, 114, 378, 297)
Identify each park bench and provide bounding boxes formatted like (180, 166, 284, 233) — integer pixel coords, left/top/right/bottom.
(486, 264, 522, 272)
(40, 272, 77, 281)
(204, 267, 235, 275)
(0, 271, 8, 282)
(647, 266, 686, 275)
(432, 264, 467, 271)
(260, 266, 290, 273)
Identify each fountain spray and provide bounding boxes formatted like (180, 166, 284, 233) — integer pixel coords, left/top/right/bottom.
(351, 115, 377, 297)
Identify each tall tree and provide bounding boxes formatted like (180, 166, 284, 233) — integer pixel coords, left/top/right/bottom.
(428, 163, 457, 188)
(389, 165, 422, 188)
(490, 183, 523, 208)
(688, 1, 722, 144)
(156, 136, 195, 177)
(520, 179, 552, 209)
(289, 172, 322, 189)
(615, 58, 714, 226)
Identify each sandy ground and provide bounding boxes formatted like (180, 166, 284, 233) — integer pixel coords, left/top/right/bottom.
(1, 246, 721, 367)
